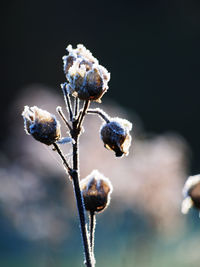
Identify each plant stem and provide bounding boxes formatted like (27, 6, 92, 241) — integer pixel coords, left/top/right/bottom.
(52, 143, 71, 173)
(89, 211, 96, 263)
(55, 97, 93, 266)
(71, 168, 93, 267)
(71, 113, 93, 266)
(87, 108, 110, 123)
(53, 140, 93, 266)
(56, 106, 72, 131)
(61, 83, 73, 121)
(74, 97, 79, 118)
(78, 100, 90, 130)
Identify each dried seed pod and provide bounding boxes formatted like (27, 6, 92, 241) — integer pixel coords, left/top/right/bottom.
(63, 44, 110, 102)
(80, 170, 113, 213)
(22, 106, 61, 145)
(181, 174, 200, 214)
(100, 118, 132, 157)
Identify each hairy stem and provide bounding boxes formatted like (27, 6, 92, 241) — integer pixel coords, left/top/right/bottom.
(78, 100, 90, 130)
(71, 118, 93, 267)
(56, 97, 93, 266)
(56, 106, 72, 131)
(54, 140, 92, 266)
(71, 169, 93, 267)
(61, 83, 73, 121)
(87, 108, 110, 123)
(89, 211, 96, 263)
(52, 143, 71, 173)
(74, 97, 80, 118)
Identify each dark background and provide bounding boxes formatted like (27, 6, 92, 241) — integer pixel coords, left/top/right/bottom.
(1, 0, 200, 172)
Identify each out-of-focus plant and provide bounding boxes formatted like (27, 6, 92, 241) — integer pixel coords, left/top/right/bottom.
(182, 174, 200, 216)
(22, 44, 132, 267)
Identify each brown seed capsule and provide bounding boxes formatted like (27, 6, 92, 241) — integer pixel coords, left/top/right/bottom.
(80, 170, 113, 213)
(22, 106, 61, 145)
(62, 44, 110, 102)
(100, 118, 132, 157)
(182, 175, 200, 214)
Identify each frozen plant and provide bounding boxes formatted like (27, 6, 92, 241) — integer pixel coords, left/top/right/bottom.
(80, 170, 113, 264)
(22, 44, 132, 267)
(181, 174, 200, 215)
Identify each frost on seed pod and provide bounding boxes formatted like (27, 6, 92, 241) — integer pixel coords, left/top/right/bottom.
(181, 174, 200, 214)
(62, 44, 110, 102)
(22, 106, 61, 145)
(80, 170, 113, 213)
(100, 118, 132, 157)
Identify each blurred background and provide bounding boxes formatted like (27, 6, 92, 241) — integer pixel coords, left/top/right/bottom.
(1, 1, 200, 266)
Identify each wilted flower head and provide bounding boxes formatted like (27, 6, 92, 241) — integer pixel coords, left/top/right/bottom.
(22, 106, 61, 145)
(181, 174, 200, 214)
(100, 118, 132, 157)
(62, 44, 110, 102)
(80, 170, 113, 213)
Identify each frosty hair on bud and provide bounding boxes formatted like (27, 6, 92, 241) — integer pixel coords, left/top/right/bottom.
(22, 106, 61, 145)
(63, 44, 110, 102)
(100, 117, 132, 157)
(80, 170, 113, 213)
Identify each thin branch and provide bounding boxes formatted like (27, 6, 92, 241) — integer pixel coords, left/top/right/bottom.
(74, 97, 80, 118)
(52, 143, 71, 173)
(89, 211, 96, 264)
(56, 106, 72, 131)
(77, 100, 90, 131)
(56, 91, 93, 265)
(54, 138, 93, 266)
(61, 83, 73, 121)
(71, 130, 93, 266)
(71, 169, 93, 267)
(87, 108, 110, 123)
(77, 110, 82, 125)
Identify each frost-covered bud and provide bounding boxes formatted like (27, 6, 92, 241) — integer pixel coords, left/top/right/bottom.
(80, 170, 113, 213)
(62, 44, 110, 102)
(100, 118, 132, 157)
(22, 106, 61, 145)
(181, 175, 200, 214)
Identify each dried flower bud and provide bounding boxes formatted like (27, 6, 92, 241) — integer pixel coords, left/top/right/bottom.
(181, 174, 200, 214)
(63, 44, 110, 102)
(100, 118, 132, 157)
(22, 106, 61, 145)
(80, 170, 113, 213)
